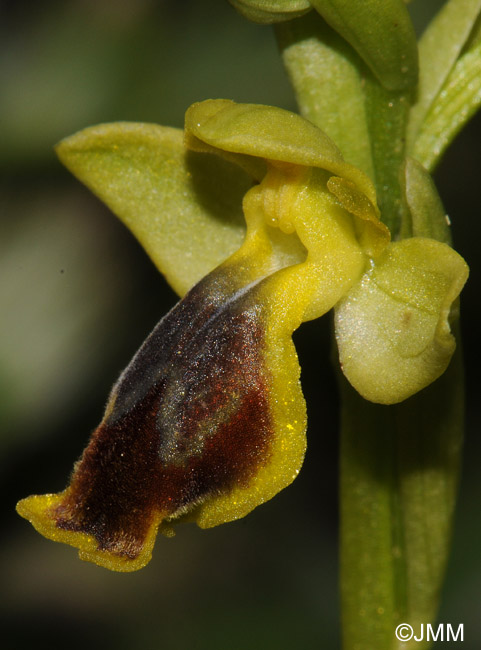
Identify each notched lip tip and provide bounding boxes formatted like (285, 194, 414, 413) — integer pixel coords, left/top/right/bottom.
(16, 495, 153, 573)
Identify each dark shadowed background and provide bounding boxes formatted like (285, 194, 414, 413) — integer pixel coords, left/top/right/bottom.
(1, 1, 479, 648)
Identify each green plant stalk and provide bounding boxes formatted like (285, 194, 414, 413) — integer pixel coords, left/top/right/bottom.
(362, 78, 411, 235)
(338, 348, 463, 650)
(277, 13, 464, 650)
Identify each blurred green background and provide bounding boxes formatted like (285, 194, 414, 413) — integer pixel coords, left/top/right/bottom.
(1, 1, 479, 648)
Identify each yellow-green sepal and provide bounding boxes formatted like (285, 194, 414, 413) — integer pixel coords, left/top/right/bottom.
(228, 0, 311, 24)
(185, 99, 378, 205)
(335, 238, 469, 404)
(56, 122, 252, 296)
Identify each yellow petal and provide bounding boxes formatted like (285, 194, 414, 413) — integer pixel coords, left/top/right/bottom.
(327, 176, 390, 257)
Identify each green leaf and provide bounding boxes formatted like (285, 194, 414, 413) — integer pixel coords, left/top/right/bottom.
(228, 0, 311, 24)
(463, 9, 481, 51)
(275, 12, 374, 177)
(309, 0, 418, 90)
(411, 41, 481, 171)
(56, 122, 252, 297)
(407, 0, 481, 151)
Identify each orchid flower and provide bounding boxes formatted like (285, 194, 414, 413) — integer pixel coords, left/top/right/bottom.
(16, 99, 468, 571)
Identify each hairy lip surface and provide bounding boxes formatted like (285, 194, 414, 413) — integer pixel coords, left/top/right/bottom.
(49, 269, 273, 559)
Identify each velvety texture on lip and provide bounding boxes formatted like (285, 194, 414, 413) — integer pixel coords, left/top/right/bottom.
(17, 266, 277, 570)
(55, 270, 271, 552)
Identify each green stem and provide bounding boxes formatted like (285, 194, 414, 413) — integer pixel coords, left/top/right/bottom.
(275, 11, 464, 650)
(362, 78, 411, 235)
(338, 138, 464, 648)
(339, 345, 463, 650)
